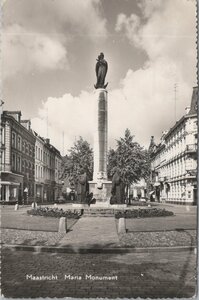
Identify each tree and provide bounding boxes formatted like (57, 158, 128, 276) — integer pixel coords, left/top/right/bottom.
(108, 129, 150, 199)
(63, 137, 93, 186)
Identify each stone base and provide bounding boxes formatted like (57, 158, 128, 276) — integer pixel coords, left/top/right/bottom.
(89, 180, 112, 205)
(108, 204, 127, 209)
(89, 203, 127, 209)
(72, 204, 90, 209)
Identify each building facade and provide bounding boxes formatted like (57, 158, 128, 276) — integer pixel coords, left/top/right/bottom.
(54, 147, 63, 200)
(34, 132, 45, 202)
(43, 139, 63, 202)
(150, 87, 198, 205)
(0, 111, 35, 203)
(130, 178, 147, 200)
(0, 110, 63, 203)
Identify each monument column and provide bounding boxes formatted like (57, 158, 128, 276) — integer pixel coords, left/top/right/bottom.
(89, 52, 112, 205)
(93, 88, 108, 181)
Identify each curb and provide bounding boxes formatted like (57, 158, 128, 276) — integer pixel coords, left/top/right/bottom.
(1, 244, 196, 254)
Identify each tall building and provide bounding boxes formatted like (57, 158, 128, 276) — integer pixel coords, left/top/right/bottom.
(0, 110, 63, 203)
(150, 87, 198, 204)
(34, 132, 45, 202)
(34, 134, 63, 202)
(54, 147, 63, 200)
(0, 111, 35, 203)
(43, 139, 63, 202)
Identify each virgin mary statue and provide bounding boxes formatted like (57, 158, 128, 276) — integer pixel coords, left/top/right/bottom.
(94, 52, 108, 89)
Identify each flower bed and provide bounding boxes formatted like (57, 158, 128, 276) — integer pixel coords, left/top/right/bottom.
(27, 207, 81, 219)
(115, 208, 174, 219)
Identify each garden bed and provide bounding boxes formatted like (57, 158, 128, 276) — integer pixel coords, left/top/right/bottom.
(27, 207, 82, 219)
(115, 208, 174, 219)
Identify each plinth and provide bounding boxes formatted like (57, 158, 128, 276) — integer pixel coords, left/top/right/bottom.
(89, 88, 112, 205)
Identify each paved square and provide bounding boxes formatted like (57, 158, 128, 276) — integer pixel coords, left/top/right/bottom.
(1, 249, 196, 298)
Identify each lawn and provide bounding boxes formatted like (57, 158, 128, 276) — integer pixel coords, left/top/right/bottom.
(1, 206, 78, 232)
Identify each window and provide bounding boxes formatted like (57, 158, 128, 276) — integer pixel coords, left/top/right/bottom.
(12, 153, 16, 170)
(17, 156, 21, 172)
(1, 126, 5, 145)
(29, 144, 32, 157)
(32, 146, 35, 158)
(22, 141, 25, 152)
(25, 142, 28, 154)
(17, 136, 21, 151)
(22, 160, 25, 172)
(12, 132, 16, 148)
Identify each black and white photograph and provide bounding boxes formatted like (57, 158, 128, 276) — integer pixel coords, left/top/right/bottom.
(0, 0, 198, 298)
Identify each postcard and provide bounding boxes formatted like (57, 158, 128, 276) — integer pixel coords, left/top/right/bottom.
(0, 0, 198, 299)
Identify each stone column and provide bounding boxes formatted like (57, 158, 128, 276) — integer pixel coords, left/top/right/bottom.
(89, 88, 112, 205)
(93, 88, 108, 181)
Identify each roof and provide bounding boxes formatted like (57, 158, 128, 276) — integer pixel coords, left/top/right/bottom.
(164, 86, 198, 140)
(188, 86, 198, 115)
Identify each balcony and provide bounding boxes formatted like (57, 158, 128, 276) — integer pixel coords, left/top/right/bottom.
(186, 170, 197, 177)
(186, 144, 197, 153)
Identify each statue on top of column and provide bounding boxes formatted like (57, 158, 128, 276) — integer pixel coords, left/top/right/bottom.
(94, 52, 108, 89)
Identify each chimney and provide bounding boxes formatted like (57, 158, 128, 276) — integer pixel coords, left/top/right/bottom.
(21, 120, 31, 130)
(188, 86, 198, 115)
(3, 111, 21, 122)
(45, 138, 50, 144)
(185, 106, 190, 115)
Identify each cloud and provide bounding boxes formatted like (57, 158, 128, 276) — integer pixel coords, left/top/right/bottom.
(3, 0, 107, 40)
(2, 0, 107, 79)
(31, 91, 96, 154)
(114, 0, 197, 143)
(32, 0, 197, 153)
(49, 0, 107, 39)
(2, 24, 68, 79)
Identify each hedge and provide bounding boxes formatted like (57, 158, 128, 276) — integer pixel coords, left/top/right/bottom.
(27, 207, 82, 218)
(115, 208, 174, 219)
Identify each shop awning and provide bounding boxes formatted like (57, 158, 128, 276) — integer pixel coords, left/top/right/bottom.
(0, 181, 20, 186)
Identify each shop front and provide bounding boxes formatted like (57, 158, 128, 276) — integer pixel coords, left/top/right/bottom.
(0, 172, 23, 203)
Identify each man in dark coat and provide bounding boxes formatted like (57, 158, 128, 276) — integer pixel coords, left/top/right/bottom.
(110, 168, 125, 204)
(76, 168, 89, 203)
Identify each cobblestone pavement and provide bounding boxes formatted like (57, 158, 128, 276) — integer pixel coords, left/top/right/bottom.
(1, 229, 65, 246)
(119, 230, 196, 248)
(1, 249, 197, 298)
(59, 217, 119, 248)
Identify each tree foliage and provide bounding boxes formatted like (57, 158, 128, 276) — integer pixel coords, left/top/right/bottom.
(63, 137, 93, 185)
(108, 129, 150, 187)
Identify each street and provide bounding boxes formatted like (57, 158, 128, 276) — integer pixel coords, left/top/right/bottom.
(1, 248, 196, 298)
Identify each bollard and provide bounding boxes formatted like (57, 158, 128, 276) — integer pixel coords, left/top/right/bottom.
(58, 217, 67, 233)
(14, 204, 19, 211)
(31, 202, 37, 209)
(118, 217, 126, 234)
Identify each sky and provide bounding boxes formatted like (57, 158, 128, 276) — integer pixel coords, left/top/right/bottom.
(2, 0, 197, 155)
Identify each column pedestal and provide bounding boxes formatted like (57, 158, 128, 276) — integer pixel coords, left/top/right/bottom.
(89, 180, 112, 206)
